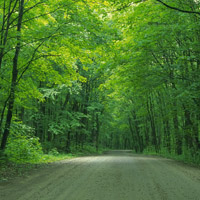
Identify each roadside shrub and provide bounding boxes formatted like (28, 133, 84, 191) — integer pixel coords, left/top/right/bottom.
(0, 150, 8, 164)
(71, 144, 99, 155)
(82, 145, 97, 153)
(48, 148, 59, 156)
(5, 135, 43, 163)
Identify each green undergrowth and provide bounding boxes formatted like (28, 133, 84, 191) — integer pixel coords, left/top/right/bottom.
(1, 133, 105, 165)
(39, 146, 106, 164)
(141, 149, 200, 167)
(0, 145, 106, 182)
(0, 153, 72, 182)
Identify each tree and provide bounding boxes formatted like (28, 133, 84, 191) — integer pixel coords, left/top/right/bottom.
(0, 0, 113, 151)
(1, 0, 25, 150)
(100, 0, 200, 159)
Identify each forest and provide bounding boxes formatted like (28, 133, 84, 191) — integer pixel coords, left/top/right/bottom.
(0, 0, 200, 165)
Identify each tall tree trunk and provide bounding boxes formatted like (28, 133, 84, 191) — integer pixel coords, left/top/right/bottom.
(128, 117, 138, 152)
(131, 110, 143, 153)
(171, 82, 182, 155)
(0, 0, 18, 70)
(147, 95, 158, 152)
(157, 91, 171, 153)
(66, 131, 71, 153)
(95, 113, 100, 152)
(0, 0, 24, 150)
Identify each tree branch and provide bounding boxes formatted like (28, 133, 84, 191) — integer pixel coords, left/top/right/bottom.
(156, 0, 200, 15)
(113, 0, 147, 12)
(16, 29, 62, 84)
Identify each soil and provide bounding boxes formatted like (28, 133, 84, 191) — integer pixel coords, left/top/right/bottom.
(0, 150, 200, 200)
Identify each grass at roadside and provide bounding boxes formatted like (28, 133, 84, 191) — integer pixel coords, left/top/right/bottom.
(0, 154, 72, 182)
(141, 150, 200, 167)
(0, 147, 106, 182)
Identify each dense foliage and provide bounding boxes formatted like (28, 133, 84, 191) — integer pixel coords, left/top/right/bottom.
(0, 0, 199, 164)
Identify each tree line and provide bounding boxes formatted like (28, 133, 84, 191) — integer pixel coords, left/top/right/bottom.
(0, 0, 114, 156)
(0, 0, 199, 163)
(102, 0, 200, 162)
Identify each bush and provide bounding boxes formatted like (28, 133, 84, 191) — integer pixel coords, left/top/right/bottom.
(48, 148, 59, 156)
(5, 135, 43, 163)
(0, 150, 8, 164)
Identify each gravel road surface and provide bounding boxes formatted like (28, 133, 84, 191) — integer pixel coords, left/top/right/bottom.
(1, 150, 200, 200)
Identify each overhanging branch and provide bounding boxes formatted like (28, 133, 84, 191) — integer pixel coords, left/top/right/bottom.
(156, 0, 200, 15)
(113, 0, 147, 12)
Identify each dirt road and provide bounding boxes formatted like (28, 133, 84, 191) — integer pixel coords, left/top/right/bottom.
(0, 151, 200, 200)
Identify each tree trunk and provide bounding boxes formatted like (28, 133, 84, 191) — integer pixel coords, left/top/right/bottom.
(0, 0, 24, 150)
(147, 95, 158, 152)
(95, 113, 100, 152)
(66, 131, 71, 153)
